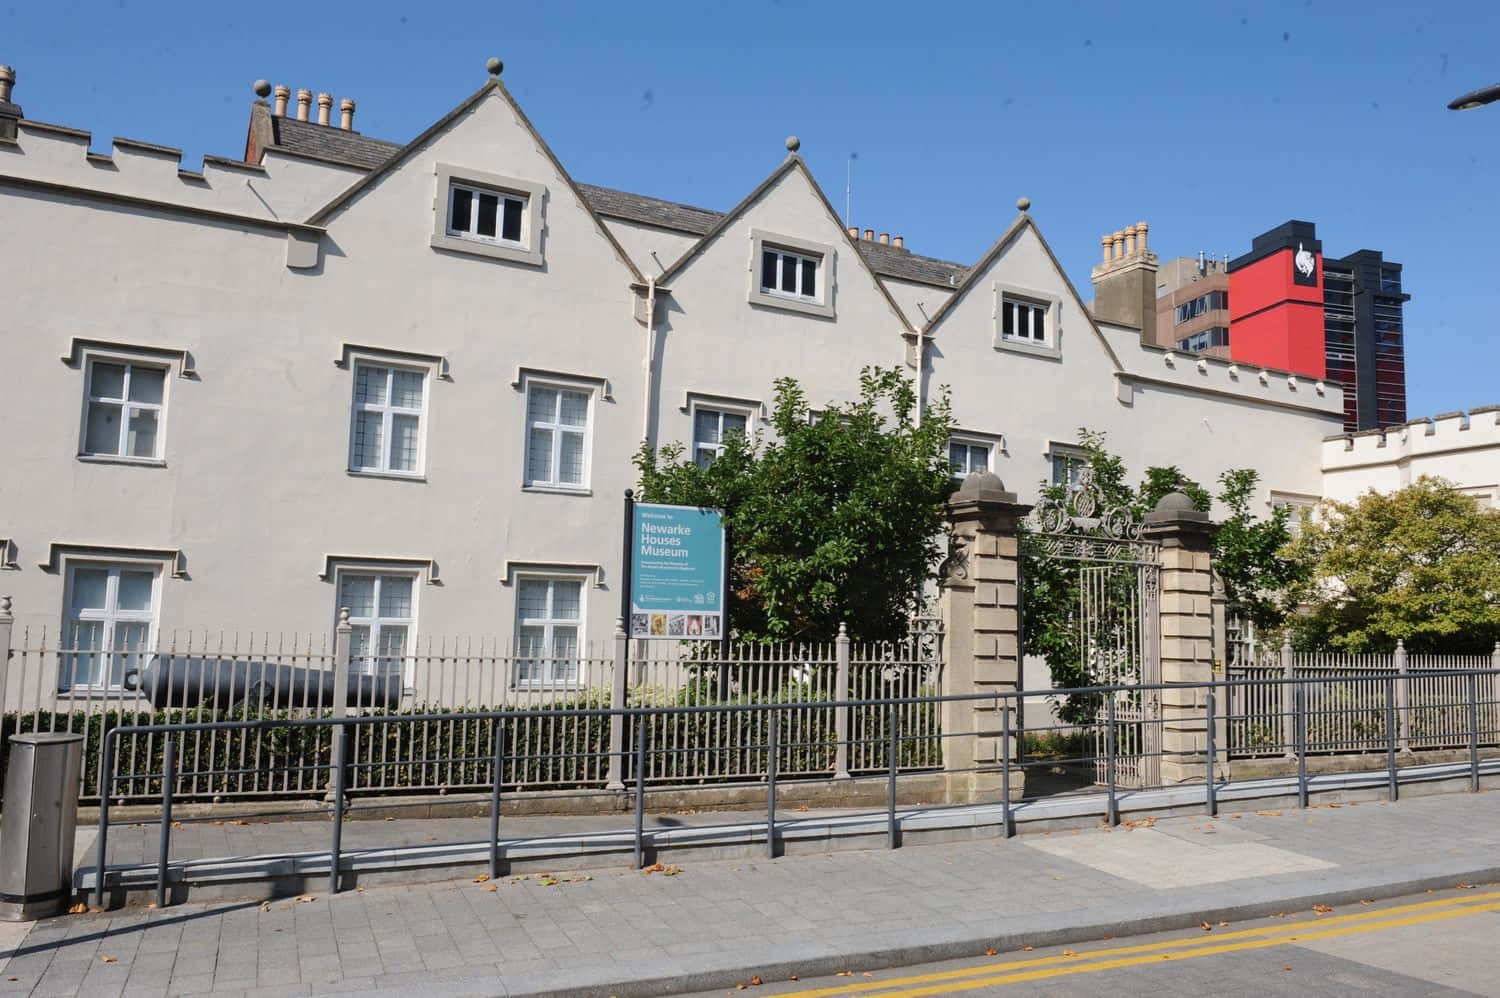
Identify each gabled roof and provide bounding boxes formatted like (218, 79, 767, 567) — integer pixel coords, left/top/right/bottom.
(651, 154, 916, 332)
(576, 183, 721, 236)
(267, 115, 400, 170)
(300, 78, 643, 282)
(922, 210, 1124, 370)
(579, 183, 968, 287)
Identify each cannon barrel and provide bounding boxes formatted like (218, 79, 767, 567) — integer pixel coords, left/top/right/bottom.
(123, 656, 402, 711)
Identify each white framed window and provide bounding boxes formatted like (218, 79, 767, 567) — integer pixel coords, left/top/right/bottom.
(692, 404, 751, 468)
(336, 571, 416, 679)
(61, 561, 160, 691)
(80, 360, 166, 461)
(431, 164, 545, 266)
(948, 440, 992, 481)
(514, 575, 585, 687)
(1001, 296, 1048, 343)
(447, 183, 526, 247)
(525, 382, 592, 491)
(1048, 444, 1089, 488)
(760, 247, 819, 302)
(349, 362, 427, 477)
(747, 229, 835, 318)
(1270, 493, 1318, 538)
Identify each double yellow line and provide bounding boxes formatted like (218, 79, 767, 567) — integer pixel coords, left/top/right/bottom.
(775, 888, 1500, 996)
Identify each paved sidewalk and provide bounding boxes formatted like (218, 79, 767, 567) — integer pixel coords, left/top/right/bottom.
(4, 791, 1500, 996)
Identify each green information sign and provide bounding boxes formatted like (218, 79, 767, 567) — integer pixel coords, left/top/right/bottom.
(629, 502, 726, 640)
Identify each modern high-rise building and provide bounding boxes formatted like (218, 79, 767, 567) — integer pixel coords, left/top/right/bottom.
(1227, 221, 1408, 433)
(1154, 254, 1231, 359)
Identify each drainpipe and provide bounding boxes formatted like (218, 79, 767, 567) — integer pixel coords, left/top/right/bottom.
(641, 276, 657, 446)
(914, 332, 927, 429)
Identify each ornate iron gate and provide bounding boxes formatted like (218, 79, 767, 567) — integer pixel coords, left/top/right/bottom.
(1025, 468, 1161, 787)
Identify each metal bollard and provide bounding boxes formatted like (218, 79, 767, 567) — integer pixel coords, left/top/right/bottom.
(1106, 697, 1118, 827)
(886, 709, 900, 849)
(1385, 677, 1398, 802)
(156, 736, 176, 909)
(1295, 683, 1308, 809)
(999, 695, 1013, 839)
(766, 712, 778, 860)
(0, 733, 85, 921)
(1205, 690, 1217, 817)
(488, 721, 505, 882)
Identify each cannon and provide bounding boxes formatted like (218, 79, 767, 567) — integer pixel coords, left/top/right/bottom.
(122, 655, 403, 711)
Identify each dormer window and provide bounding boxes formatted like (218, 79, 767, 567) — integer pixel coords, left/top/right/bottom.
(747, 230, 835, 318)
(431, 164, 545, 266)
(760, 247, 819, 301)
(448, 184, 524, 245)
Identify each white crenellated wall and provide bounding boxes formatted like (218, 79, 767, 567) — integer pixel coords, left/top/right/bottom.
(1322, 407, 1500, 508)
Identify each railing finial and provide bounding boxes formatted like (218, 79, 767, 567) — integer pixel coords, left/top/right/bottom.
(337, 606, 351, 629)
(837, 621, 847, 638)
(0, 594, 11, 617)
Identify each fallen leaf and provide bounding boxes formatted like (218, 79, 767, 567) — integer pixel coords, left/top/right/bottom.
(1063, 950, 1076, 957)
(259, 902, 270, 912)
(750, 976, 763, 986)
(170, 822, 185, 830)
(788, 976, 799, 982)
(1022, 946, 1034, 951)
(482, 885, 497, 892)
(539, 878, 560, 887)
(296, 895, 315, 904)
(278, 904, 291, 910)
(1457, 883, 1477, 890)
(68, 902, 87, 914)
(862, 973, 873, 978)
(1359, 899, 1374, 905)
(836, 970, 853, 977)
(355, 887, 365, 894)
(235, 820, 250, 826)
(1270, 912, 1287, 918)
(1200, 922, 1213, 932)
(101, 956, 116, 964)
(1283, 965, 1292, 972)
(1312, 904, 1333, 914)
(984, 948, 997, 956)
(1218, 921, 1228, 927)
(384, 817, 394, 822)
(796, 805, 809, 813)
(1255, 810, 1281, 817)
(735, 985, 745, 991)
(473, 874, 490, 883)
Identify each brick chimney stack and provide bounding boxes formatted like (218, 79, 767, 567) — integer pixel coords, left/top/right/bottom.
(1091, 220, 1159, 344)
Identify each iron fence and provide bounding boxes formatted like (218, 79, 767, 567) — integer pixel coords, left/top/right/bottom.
(0, 603, 943, 803)
(89, 665, 1500, 911)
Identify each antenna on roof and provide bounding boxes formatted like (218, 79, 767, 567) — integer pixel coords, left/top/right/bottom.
(845, 151, 858, 228)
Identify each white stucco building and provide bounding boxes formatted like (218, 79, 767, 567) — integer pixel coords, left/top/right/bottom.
(0, 61, 1355, 685)
(1321, 408, 1500, 510)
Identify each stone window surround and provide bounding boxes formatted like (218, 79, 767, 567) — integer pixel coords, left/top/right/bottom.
(747, 228, 836, 319)
(993, 282, 1063, 360)
(346, 357, 431, 481)
(509, 568, 591, 689)
(70, 343, 191, 469)
(430, 163, 546, 267)
(949, 429, 1006, 474)
(517, 371, 598, 496)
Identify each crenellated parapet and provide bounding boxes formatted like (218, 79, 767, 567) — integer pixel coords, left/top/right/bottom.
(1323, 406, 1500, 465)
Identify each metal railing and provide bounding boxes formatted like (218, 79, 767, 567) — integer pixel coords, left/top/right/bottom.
(89, 666, 1500, 910)
(0, 601, 942, 803)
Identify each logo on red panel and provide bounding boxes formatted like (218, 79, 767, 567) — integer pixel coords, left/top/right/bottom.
(1292, 242, 1318, 286)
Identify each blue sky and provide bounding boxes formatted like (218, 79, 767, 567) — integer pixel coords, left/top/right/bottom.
(7, 0, 1497, 416)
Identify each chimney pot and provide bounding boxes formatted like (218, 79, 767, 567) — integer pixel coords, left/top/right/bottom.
(1101, 233, 1113, 263)
(863, 228, 874, 241)
(1112, 230, 1125, 259)
(339, 97, 355, 130)
(1124, 228, 1136, 255)
(1136, 221, 1149, 252)
(273, 84, 290, 116)
(295, 88, 312, 121)
(892, 235, 904, 249)
(847, 226, 858, 239)
(316, 92, 332, 126)
(0, 65, 14, 104)
(878, 232, 889, 245)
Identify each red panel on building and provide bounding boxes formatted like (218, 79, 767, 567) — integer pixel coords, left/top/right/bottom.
(1227, 228, 1327, 380)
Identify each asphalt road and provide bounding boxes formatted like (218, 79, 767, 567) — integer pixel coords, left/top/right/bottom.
(700, 885, 1500, 997)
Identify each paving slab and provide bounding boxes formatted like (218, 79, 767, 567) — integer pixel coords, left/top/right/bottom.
(5, 789, 1500, 995)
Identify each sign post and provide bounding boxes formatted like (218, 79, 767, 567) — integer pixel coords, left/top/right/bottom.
(624, 501, 728, 641)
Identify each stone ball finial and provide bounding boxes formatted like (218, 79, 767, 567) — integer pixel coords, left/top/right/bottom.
(1153, 491, 1198, 514)
(957, 469, 1007, 496)
(486, 57, 504, 77)
(785, 135, 800, 153)
(253, 79, 272, 98)
(1016, 196, 1031, 212)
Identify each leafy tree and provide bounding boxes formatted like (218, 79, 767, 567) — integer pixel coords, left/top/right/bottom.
(1213, 469, 1305, 633)
(1287, 478, 1500, 653)
(633, 367, 955, 642)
